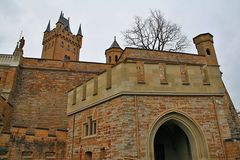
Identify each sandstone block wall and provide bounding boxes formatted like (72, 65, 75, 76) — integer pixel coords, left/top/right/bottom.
(9, 58, 110, 131)
(0, 127, 67, 160)
(67, 95, 235, 160)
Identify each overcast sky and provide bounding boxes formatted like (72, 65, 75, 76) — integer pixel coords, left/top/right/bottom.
(0, 0, 239, 110)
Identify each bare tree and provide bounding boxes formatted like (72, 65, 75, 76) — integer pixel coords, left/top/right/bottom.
(123, 10, 190, 52)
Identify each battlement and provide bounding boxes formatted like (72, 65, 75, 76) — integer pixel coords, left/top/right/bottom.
(21, 57, 111, 73)
(0, 126, 66, 159)
(1, 126, 67, 138)
(119, 47, 207, 65)
(43, 27, 81, 46)
(0, 54, 21, 67)
(68, 60, 224, 114)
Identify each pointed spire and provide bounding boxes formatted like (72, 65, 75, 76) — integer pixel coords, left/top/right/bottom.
(45, 20, 50, 32)
(109, 36, 121, 49)
(77, 24, 83, 36)
(57, 11, 64, 24)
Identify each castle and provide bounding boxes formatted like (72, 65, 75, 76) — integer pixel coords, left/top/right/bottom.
(0, 12, 240, 160)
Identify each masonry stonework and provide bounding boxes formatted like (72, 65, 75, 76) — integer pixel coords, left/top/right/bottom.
(0, 13, 239, 160)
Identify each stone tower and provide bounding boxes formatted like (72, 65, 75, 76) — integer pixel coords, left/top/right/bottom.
(105, 36, 123, 64)
(41, 12, 83, 61)
(193, 33, 218, 65)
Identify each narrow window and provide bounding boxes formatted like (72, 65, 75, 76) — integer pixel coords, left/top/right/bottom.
(64, 55, 68, 60)
(61, 41, 64, 48)
(115, 55, 118, 63)
(89, 117, 93, 135)
(93, 120, 96, 134)
(109, 56, 111, 63)
(206, 48, 211, 56)
(84, 123, 89, 136)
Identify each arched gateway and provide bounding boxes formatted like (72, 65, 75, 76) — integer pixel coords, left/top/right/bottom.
(148, 111, 209, 160)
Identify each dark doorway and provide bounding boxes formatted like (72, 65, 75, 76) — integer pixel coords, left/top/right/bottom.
(154, 121, 192, 160)
(85, 151, 92, 160)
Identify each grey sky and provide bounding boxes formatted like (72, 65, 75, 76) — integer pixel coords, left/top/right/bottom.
(0, 0, 239, 110)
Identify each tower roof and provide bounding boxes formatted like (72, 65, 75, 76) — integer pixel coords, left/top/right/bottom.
(109, 36, 121, 49)
(44, 20, 51, 32)
(77, 24, 83, 36)
(57, 11, 72, 33)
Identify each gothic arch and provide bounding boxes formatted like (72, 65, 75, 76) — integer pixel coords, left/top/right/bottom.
(147, 110, 209, 160)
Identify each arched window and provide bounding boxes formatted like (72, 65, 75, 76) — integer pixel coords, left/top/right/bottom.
(115, 55, 118, 63)
(64, 55, 70, 61)
(206, 48, 211, 56)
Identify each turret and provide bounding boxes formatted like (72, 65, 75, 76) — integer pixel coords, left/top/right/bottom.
(41, 12, 83, 61)
(105, 36, 123, 64)
(193, 33, 218, 65)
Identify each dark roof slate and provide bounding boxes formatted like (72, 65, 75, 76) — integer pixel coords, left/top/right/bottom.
(57, 12, 72, 33)
(109, 36, 121, 49)
(45, 20, 50, 32)
(77, 24, 83, 36)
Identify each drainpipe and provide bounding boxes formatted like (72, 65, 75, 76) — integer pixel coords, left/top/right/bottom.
(134, 96, 140, 159)
(212, 96, 227, 159)
(71, 114, 76, 160)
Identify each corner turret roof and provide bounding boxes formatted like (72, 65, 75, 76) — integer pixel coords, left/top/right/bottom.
(44, 20, 50, 32)
(77, 24, 83, 36)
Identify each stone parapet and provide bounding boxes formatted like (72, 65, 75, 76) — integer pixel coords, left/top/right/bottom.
(68, 61, 224, 114)
(119, 47, 207, 65)
(0, 54, 21, 67)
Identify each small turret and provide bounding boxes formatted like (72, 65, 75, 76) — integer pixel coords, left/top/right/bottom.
(193, 33, 218, 65)
(105, 36, 123, 64)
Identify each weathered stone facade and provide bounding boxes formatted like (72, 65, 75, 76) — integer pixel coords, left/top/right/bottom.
(0, 13, 239, 159)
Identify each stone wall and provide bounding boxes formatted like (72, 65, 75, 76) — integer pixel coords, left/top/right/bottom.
(0, 96, 12, 132)
(0, 126, 67, 160)
(9, 58, 110, 131)
(67, 95, 234, 159)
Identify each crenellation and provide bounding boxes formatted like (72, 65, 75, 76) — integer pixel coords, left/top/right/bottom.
(180, 64, 190, 85)
(68, 62, 224, 114)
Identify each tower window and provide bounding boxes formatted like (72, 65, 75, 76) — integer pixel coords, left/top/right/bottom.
(115, 55, 118, 63)
(206, 49, 211, 56)
(109, 56, 111, 63)
(64, 55, 70, 60)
